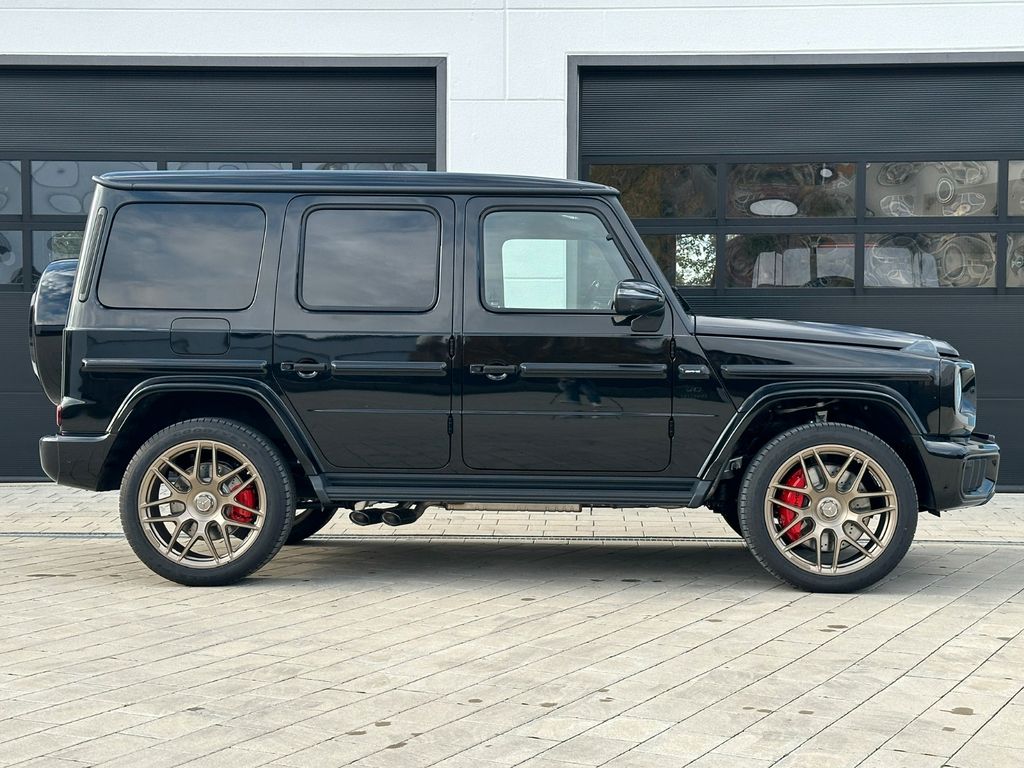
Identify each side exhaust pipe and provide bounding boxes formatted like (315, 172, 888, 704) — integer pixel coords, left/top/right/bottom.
(381, 503, 426, 527)
(348, 507, 385, 526)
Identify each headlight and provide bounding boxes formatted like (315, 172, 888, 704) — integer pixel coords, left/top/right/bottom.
(952, 360, 977, 434)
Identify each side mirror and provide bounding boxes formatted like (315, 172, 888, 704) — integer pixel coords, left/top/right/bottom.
(612, 279, 666, 332)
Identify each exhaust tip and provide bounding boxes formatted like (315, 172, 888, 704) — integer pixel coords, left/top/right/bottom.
(381, 504, 425, 527)
(348, 508, 384, 526)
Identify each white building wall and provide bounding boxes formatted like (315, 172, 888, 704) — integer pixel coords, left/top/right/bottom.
(3, 0, 1024, 178)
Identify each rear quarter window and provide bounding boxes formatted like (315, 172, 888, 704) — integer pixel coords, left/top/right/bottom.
(97, 203, 265, 310)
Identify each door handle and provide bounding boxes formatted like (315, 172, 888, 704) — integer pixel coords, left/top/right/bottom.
(470, 363, 519, 381)
(280, 361, 327, 379)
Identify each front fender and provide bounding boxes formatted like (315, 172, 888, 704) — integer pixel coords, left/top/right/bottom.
(693, 381, 928, 503)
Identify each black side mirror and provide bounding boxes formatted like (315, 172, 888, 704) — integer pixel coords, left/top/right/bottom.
(612, 279, 665, 332)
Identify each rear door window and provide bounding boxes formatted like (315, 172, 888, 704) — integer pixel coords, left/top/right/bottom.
(97, 203, 265, 310)
(300, 208, 440, 311)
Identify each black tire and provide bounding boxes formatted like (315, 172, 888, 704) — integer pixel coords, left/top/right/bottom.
(714, 500, 744, 538)
(737, 422, 918, 593)
(286, 506, 338, 544)
(120, 418, 295, 586)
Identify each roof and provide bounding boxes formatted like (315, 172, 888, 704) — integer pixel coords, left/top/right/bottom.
(94, 170, 618, 196)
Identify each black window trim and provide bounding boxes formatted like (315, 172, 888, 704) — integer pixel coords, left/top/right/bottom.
(95, 200, 268, 312)
(476, 200, 642, 316)
(297, 202, 443, 314)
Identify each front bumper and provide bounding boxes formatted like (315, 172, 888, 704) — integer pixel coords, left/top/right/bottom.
(40, 433, 116, 491)
(919, 433, 999, 511)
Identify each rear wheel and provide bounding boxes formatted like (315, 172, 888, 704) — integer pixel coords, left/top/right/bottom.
(738, 422, 917, 593)
(120, 419, 294, 586)
(286, 506, 339, 544)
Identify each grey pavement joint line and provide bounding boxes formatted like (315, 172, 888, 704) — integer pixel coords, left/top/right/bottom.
(3, 530, 1024, 547)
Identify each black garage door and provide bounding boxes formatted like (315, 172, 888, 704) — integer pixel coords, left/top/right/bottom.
(579, 62, 1024, 487)
(0, 63, 439, 478)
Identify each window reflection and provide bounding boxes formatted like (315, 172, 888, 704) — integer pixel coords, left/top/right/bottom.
(302, 209, 439, 311)
(31, 161, 156, 215)
(1007, 162, 1024, 217)
(588, 164, 717, 219)
(642, 234, 715, 287)
(0, 231, 22, 286)
(98, 203, 265, 310)
(865, 233, 996, 288)
(725, 234, 854, 288)
(866, 162, 997, 217)
(169, 162, 293, 171)
(302, 162, 429, 171)
(1007, 234, 1024, 287)
(0, 161, 20, 215)
(33, 230, 83, 261)
(32, 230, 84, 284)
(728, 163, 855, 218)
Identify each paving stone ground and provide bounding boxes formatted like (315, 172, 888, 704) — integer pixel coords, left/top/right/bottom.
(1, 483, 1023, 767)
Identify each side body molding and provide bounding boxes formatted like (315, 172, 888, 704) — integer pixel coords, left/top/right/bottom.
(692, 381, 929, 504)
(108, 376, 324, 477)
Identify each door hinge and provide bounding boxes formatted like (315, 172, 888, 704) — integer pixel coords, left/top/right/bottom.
(447, 414, 454, 435)
(668, 417, 675, 439)
(447, 335, 456, 359)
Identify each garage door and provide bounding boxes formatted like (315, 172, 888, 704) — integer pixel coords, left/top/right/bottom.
(579, 63, 1024, 487)
(0, 63, 439, 478)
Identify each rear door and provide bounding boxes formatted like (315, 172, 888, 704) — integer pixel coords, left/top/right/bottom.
(460, 197, 674, 473)
(274, 195, 455, 470)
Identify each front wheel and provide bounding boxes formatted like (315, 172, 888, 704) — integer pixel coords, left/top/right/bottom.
(738, 422, 918, 593)
(120, 418, 295, 586)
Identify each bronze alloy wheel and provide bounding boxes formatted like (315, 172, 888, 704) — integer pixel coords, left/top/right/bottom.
(737, 422, 917, 593)
(121, 418, 295, 585)
(763, 444, 899, 576)
(137, 439, 268, 568)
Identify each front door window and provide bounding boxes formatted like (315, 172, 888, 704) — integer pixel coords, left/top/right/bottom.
(482, 210, 634, 312)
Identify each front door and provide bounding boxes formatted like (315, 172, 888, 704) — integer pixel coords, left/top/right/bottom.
(461, 198, 674, 473)
(274, 196, 455, 470)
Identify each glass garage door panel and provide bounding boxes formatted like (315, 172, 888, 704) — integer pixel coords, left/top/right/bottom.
(588, 164, 717, 219)
(641, 233, 716, 287)
(0, 232, 22, 286)
(865, 161, 998, 218)
(30, 161, 157, 216)
(728, 163, 856, 218)
(725, 234, 855, 288)
(0, 161, 20, 215)
(865, 233, 996, 288)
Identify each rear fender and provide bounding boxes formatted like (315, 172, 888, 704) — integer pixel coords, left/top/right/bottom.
(109, 376, 323, 476)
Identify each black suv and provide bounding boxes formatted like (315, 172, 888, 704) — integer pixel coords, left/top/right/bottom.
(29, 171, 999, 591)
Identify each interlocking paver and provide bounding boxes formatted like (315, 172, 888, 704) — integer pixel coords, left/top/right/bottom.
(1, 484, 1023, 767)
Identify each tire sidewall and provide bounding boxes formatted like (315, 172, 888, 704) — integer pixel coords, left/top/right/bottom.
(120, 419, 294, 586)
(286, 506, 338, 544)
(738, 423, 918, 593)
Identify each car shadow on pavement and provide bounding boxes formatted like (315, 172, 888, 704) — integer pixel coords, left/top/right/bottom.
(255, 537, 781, 590)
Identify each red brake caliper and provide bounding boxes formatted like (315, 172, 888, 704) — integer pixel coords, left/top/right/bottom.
(226, 486, 256, 525)
(777, 467, 807, 543)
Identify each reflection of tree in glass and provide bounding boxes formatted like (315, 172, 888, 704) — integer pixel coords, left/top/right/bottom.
(591, 165, 716, 218)
(643, 234, 715, 287)
(675, 235, 715, 286)
(48, 231, 84, 259)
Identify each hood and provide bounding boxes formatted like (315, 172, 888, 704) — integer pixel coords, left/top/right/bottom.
(695, 316, 959, 357)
